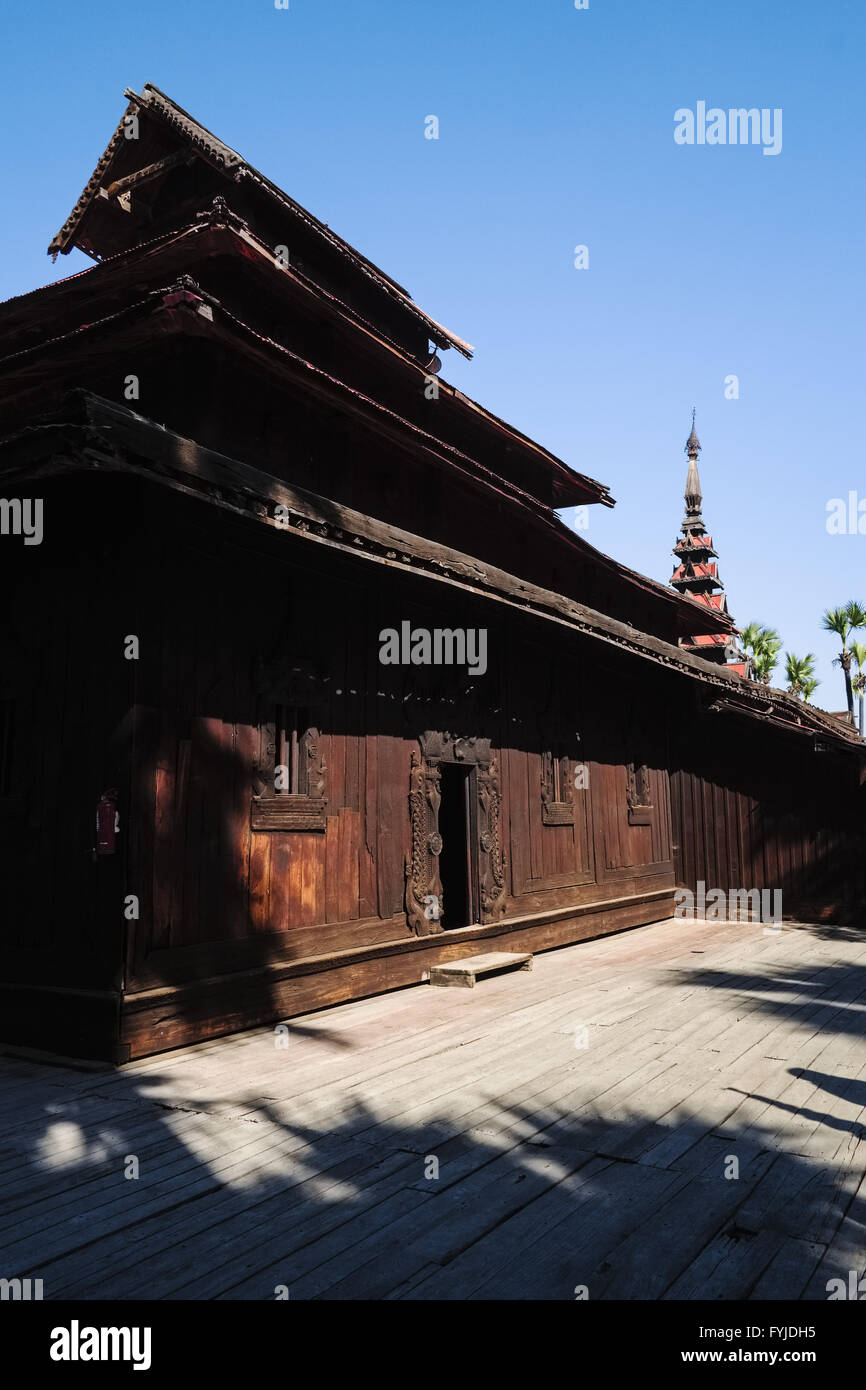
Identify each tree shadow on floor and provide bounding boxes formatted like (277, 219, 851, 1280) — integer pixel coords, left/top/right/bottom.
(1, 1025, 864, 1302)
(670, 946, 866, 1040)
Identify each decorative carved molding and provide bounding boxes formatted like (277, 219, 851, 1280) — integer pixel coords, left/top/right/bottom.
(405, 734, 507, 933)
(418, 730, 492, 764)
(477, 756, 507, 921)
(404, 749, 443, 935)
(251, 797, 327, 832)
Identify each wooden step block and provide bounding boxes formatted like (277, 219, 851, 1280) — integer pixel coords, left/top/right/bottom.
(427, 951, 533, 989)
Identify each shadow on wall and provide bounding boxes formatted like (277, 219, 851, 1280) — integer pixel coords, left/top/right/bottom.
(671, 710, 866, 924)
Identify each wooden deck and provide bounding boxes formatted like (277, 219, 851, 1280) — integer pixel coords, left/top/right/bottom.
(2, 914, 865, 1300)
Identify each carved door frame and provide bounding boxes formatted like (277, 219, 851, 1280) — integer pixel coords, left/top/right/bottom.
(404, 731, 507, 935)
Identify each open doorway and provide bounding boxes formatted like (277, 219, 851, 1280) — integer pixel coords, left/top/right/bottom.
(437, 762, 478, 929)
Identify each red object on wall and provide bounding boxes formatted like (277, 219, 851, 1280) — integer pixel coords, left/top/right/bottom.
(95, 789, 119, 855)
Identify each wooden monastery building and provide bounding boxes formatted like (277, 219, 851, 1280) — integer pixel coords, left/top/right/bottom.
(0, 86, 864, 1063)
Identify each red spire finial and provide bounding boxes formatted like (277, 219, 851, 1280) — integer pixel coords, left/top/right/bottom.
(670, 417, 746, 675)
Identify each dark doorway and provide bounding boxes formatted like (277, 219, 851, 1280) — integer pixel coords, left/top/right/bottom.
(438, 763, 478, 929)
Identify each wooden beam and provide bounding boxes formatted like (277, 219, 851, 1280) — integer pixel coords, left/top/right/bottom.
(104, 149, 190, 199)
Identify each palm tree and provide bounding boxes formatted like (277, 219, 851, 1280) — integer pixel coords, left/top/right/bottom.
(822, 602, 866, 722)
(752, 645, 782, 685)
(784, 652, 817, 700)
(850, 641, 866, 734)
(740, 623, 782, 685)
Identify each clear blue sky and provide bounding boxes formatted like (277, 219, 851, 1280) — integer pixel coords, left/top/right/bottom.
(2, 0, 864, 707)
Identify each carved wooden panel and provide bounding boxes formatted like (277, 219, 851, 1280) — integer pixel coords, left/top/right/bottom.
(541, 747, 575, 825)
(626, 759, 653, 826)
(250, 796, 328, 831)
(302, 727, 327, 800)
(250, 619, 330, 833)
(251, 722, 328, 831)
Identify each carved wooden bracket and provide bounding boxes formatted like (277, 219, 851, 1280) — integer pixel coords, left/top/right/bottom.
(404, 732, 507, 934)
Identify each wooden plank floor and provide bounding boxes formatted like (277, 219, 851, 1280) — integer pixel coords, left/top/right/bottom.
(1, 915, 865, 1300)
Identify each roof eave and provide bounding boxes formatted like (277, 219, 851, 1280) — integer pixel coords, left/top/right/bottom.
(3, 393, 861, 755)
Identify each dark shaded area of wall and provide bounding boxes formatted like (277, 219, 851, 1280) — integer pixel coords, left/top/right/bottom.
(670, 703, 866, 921)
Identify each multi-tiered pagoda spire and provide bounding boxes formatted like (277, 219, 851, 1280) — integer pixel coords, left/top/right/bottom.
(670, 413, 747, 675)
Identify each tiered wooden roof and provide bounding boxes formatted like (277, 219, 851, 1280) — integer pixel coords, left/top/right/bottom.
(48, 84, 474, 362)
(2, 85, 859, 749)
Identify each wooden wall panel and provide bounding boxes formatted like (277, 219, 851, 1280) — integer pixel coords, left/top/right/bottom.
(376, 733, 409, 921)
(248, 832, 272, 934)
(670, 709, 866, 917)
(359, 700, 378, 919)
(507, 745, 595, 897)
